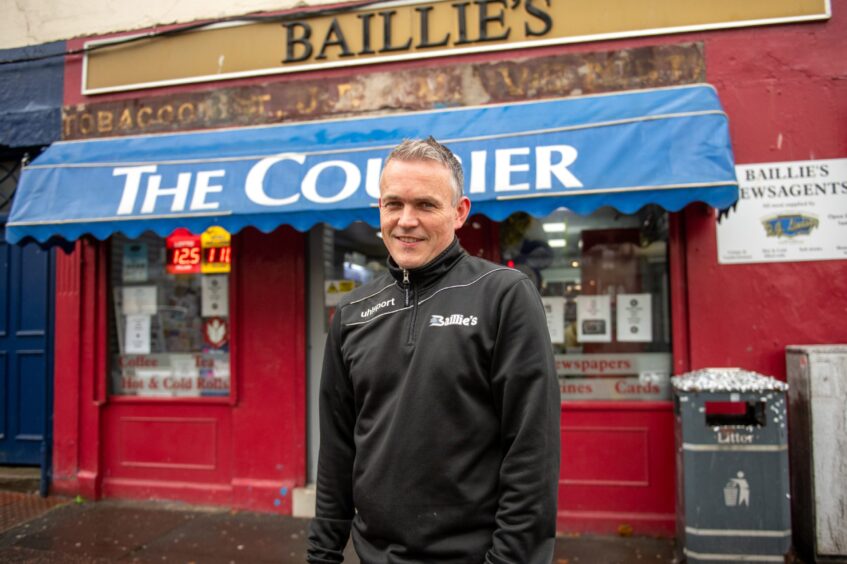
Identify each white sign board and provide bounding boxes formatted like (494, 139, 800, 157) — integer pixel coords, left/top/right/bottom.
(117, 353, 230, 397)
(202, 275, 229, 317)
(125, 314, 151, 354)
(541, 297, 566, 344)
(718, 158, 847, 264)
(122, 286, 157, 315)
(616, 293, 652, 342)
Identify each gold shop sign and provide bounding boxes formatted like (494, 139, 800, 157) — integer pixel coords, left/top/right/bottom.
(83, 0, 830, 95)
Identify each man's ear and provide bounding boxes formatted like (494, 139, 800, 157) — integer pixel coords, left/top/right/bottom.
(454, 197, 471, 229)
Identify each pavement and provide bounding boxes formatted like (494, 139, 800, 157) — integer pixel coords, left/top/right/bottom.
(0, 491, 679, 563)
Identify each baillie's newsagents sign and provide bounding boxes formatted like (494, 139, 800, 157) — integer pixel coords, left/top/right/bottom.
(717, 158, 847, 264)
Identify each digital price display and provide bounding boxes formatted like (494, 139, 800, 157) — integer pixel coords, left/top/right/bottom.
(166, 229, 202, 274)
(201, 226, 232, 274)
(165, 227, 232, 274)
(204, 246, 231, 265)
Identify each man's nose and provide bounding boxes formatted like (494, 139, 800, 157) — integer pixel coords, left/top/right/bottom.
(397, 205, 419, 227)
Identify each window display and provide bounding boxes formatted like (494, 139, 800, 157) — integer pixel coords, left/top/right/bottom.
(318, 205, 672, 402)
(500, 206, 672, 401)
(108, 229, 231, 398)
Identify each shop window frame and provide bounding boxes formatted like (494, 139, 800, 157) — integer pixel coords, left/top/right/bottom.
(102, 233, 240, 407)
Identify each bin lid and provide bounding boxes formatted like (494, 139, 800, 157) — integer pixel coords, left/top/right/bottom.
(671, 367, 788, 393)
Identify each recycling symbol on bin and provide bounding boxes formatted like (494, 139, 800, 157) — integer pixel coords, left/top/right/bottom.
(723, 471, 750, 507)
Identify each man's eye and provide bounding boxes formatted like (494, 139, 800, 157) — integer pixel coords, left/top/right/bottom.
(419, 202, 435, 209)
(383, 201, 401, 209)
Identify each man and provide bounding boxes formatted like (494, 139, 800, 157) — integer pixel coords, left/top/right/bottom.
(307, 138, 560, 563)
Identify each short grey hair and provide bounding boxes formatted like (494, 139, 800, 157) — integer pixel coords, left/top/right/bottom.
(381, 137, 464, 204)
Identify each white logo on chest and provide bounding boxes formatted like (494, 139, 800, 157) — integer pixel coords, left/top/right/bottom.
(361, 298, 396, 318)
(430, 314, 478, 327)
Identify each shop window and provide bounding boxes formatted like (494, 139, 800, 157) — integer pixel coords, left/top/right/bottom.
(501, 206, 672, 401)
(319, 223, 389, 327)
(318, 205, 671, 402)
(108, 229, 232, 398)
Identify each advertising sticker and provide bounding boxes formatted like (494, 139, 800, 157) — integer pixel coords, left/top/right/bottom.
(202, 275, 229, 317)
(122, 242, 148, 282)
(125, 314, 151, 354)
(541, 297, 566, 344)
(576, 295, 611, 343)
(325, 279, 356, 307)
(203, 317, 229, 349)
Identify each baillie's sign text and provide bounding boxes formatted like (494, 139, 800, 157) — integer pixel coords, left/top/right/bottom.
(81, 0, 828, 94)
(281, 0, 553, 64)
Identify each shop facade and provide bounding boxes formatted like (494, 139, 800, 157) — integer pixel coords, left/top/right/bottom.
(7, 0, 846, 536)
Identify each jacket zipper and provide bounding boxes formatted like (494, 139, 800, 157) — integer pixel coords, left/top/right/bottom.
(403, 269, 417, 345)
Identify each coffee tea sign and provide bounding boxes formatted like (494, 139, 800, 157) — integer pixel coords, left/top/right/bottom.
(82, 0, 829, 94)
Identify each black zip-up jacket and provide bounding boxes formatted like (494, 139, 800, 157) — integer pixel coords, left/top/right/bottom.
(307, 239, 560, 563)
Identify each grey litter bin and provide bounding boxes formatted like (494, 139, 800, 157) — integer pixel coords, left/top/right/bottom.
(673, 368, 791, 563)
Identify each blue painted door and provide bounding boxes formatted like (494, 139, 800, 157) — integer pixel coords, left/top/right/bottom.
(0, 222, 53, 465)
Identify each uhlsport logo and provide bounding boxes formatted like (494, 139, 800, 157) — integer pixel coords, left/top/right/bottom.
(430, 314, 478, 327)
(361, 298, 395, 318)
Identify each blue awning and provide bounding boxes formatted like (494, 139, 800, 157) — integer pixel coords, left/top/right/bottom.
(7, 84, 737, 244)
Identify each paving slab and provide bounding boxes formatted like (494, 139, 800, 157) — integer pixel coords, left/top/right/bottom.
(0, 491, 68, 533)
(0, 497, 677, 563)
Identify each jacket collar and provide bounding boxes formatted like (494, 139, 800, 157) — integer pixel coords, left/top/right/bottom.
(388, 237, 465, 288)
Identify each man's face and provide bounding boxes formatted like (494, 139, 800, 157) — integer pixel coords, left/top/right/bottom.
(379, 158, 471, 270)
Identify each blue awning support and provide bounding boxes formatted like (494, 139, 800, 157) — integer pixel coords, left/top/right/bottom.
(7, 84, 737, 244)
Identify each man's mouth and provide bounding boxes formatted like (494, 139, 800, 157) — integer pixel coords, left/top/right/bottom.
(394, 236, 424, 244)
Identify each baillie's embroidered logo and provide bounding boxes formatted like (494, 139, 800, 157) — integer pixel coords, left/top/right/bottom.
(430, 314, 478, 327)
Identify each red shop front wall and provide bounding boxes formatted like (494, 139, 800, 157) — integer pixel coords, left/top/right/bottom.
(52, 227, 307, 513)
(558, 401, 675, 535)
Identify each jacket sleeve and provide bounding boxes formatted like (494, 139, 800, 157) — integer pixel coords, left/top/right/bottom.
(485, 278, 561, 564)
(307, 309, 357, 563)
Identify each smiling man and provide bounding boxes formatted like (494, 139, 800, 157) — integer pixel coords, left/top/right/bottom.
(307, 138, 560, 564)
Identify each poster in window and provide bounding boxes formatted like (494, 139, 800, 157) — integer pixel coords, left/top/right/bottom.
(122, 242, 148, 282)
(201, 275, 229, 317)
(616, 293, 652, 342)
(575, 295, 611, 343)
(541, 297, 566, 344)
(125, 314, 151, 354)
(123, 286, 157, 315)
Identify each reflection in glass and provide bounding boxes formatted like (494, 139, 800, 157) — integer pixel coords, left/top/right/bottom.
(500, 206, 671, 401)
